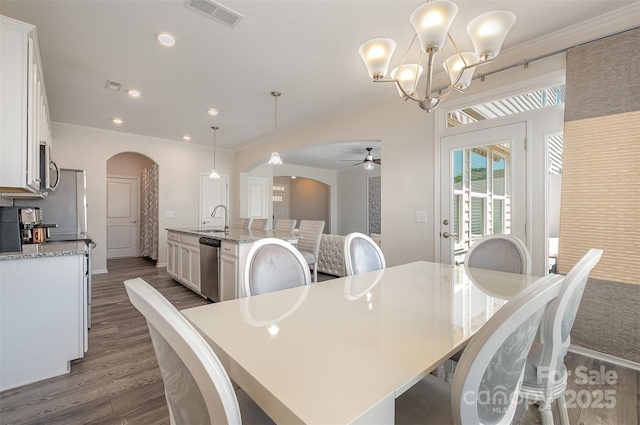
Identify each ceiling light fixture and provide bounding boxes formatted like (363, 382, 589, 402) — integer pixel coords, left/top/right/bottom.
(209, 126, 221, 179)
(112, 118, 123, 124)
(267, 91, 283, 165)
(127, 89, 141, 98)
(359, 1, 515, 112)
(207, 108, 218, 116)
(156, 32, 176, 46)
(182, 135, 191, 141)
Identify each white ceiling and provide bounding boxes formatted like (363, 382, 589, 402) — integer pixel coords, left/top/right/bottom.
(1, 1, 637, 170)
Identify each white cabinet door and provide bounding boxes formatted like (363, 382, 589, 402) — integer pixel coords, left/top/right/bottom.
(220, 254, 237, 302)
(0, 17, 45, 194)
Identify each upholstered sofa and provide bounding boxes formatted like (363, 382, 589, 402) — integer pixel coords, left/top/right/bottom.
(316, 234, 346, 277)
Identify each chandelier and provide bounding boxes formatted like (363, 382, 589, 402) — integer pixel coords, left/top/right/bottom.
(209, 126, 221, 179)
(267, 91, 283, 165)
(359, 0, 515, 112)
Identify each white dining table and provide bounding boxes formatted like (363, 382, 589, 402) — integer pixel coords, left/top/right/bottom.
(181, 261, 540, 424)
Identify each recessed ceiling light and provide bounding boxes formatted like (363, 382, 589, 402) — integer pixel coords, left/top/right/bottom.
(207, 108, 218, 116)
(127, 89, 141, 98)
(183, 135, 191, 141)
(155, 32, 176, 46)
(112, 118, 123, 124)
(291, 176, 296, 179)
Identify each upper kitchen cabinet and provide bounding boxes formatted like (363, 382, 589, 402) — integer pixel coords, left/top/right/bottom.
(1, 15, 53, 197)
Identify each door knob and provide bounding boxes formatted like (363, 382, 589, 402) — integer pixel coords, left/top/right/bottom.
(130, 220, 138, 224)
(442, 231, 458, 238)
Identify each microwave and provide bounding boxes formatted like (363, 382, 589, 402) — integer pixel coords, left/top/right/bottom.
(39, 143, 59, 193)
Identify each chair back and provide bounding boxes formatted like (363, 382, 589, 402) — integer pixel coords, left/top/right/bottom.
(275, 219, 297, 232)
(451, 274, 565, 425)
(536, 249, 603, 398)
(124, 278, 241, 425)
(344, 232, 386, 276)
(234, 218, 252, 229)
(466, 234, 531, 275)
(242, 238, 311, 296)
(296, 220, 325, 257)
(250, 218, 268, 231)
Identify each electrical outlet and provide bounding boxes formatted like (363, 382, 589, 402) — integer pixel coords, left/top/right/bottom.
(164, 211, 174, 218)
(416, 211, 427, 223)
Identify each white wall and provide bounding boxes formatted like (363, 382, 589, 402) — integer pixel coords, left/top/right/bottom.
(51, 123, 235, 273)
(337, 166, 381, 235)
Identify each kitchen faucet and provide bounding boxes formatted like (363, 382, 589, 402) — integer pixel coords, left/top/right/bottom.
(210, 204, 229, 233)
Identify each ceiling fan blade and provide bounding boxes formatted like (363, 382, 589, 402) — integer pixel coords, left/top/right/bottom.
(373, 159, 381, 164)
(351, 161, 365, 166)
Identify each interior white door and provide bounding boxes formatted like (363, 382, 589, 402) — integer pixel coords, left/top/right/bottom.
(439, 122, 527, 265)
(248, 177, 268, 219)
(200, 174, 229, 227)
(106, 177, 139, 258)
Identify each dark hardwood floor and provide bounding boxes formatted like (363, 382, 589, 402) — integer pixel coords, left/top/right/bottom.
(0, 258, 637, 424)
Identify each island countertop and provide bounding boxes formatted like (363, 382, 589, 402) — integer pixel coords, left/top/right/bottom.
(166, 227, 298, 244)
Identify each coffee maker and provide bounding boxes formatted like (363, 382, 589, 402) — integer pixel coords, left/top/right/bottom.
(18, 207, 57, 244)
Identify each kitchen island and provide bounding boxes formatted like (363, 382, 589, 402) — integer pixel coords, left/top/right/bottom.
(0, 241, 90, 391)
(165, 228, 298, 301)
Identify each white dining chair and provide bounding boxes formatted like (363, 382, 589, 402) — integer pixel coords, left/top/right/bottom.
(274, 219, 297, 232)
(466, 233, 532, 275)
(295, 220, 325, 283)
(123, 277, 273, 425)
(242, 238, 311, 296)
(520, 248, 603, 425)
(395, 273, 565, 425)
(250, 218, 268, 231)
(344, 232, 386, 276)
(234, 218, 252, 230)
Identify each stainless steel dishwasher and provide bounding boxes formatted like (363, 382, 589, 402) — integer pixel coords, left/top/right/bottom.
(199, 237, 221, 302)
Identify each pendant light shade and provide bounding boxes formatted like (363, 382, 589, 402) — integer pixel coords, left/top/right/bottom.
(267, 91, 283, 165)
(209, 126, 220, 179)
(268, 152, 283, 165)
(467, 10, 516, 61)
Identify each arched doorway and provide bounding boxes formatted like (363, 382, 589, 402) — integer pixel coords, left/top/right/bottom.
(273, 176, 330, 232)
(106, 152, 159, 260)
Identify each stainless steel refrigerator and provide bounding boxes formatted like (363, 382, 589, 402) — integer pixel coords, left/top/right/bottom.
(16, 168, 88, 238)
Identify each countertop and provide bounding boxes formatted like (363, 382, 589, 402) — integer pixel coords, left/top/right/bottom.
(166, 227, 298, 244)
(0, 241, 90, 261)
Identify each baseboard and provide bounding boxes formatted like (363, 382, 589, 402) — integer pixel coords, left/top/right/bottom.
(92, 269, 108, 275)
(155, 261, 166, 268)
(569, 344, 640, 371)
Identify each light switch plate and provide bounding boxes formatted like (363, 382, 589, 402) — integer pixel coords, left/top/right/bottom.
(164, 211, 174, 218)
(416, 211, 427, 223)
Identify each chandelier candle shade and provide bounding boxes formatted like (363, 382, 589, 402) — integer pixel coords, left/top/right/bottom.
(359, 0, 515, 112)
(268, 91, 283, 165)
(209, 126, 221, 179)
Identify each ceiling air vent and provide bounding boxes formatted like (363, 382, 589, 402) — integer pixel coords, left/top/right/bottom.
(105, 80, 123, 91)
(183, 0, 244, 28)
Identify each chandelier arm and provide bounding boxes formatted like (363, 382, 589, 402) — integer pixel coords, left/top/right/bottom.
(423, 49, 437, 101)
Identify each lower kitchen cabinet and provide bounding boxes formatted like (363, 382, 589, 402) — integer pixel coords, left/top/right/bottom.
(167, 231, 201, 294)
(0, 254, 86, 391)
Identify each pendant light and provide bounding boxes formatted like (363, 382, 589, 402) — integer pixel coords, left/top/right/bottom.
(209, 126, 221, 179)
(267, 91, 283, 165)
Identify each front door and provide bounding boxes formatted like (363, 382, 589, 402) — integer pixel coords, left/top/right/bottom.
(106, 176, 139, 258)
(439, 122, 527, 265)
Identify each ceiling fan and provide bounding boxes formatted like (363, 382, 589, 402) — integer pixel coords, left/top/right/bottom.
(343, 147, 381, 169)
